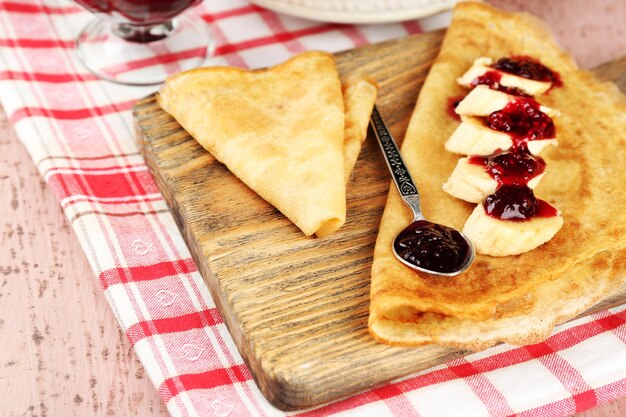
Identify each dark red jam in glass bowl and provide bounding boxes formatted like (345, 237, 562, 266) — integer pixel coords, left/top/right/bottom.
(74, 0, 202, 26)
(73, 0, 211, 85)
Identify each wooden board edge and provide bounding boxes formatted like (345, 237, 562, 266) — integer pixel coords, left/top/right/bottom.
(132, 48, 626, 410)
(132, 96, 300, 409)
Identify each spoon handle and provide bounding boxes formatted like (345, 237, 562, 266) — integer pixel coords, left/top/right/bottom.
(370, 105, 425, 222)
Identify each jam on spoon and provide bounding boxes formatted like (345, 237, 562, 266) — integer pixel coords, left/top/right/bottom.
(370, 106, 475, 276)
(393, 221, 472, 273)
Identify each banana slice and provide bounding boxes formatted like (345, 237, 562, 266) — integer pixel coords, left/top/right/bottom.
(457, 57, 553, 96)
(455, 85, 559, 117)
(445, 116, 558, 156)
(443, 157, 544, 203)
(463, 203, 563, 256)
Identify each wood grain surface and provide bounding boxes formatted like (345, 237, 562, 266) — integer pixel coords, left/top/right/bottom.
(2, 103, 624, 417)
(0, 113, 169, 416)
(2, 0, 625, 415)
(134, 29, 626, 410)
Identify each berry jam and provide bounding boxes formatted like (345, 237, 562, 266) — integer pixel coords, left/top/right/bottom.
(393, 220, 471, 274)
(483, 185, 558, 221)
(484, 185, 538, 221)
(75, 0, 201, 25)
(472, 71, 531, 97)
(446, 95, 464, 121)
(492, 56, 562, 87)
(75, 0, 201, 42)
(486, 98, 555, 145)
(535, 199, 559, 217)
(469, 150, 546, 186)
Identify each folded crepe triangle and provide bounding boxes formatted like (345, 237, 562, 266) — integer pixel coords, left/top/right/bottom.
(158, 51, 377, 238)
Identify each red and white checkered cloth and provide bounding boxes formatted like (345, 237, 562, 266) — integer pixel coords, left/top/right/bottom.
(1, 1, 625, 416)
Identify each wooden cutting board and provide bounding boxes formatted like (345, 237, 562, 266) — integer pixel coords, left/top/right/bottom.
(133, 30, 626, 410)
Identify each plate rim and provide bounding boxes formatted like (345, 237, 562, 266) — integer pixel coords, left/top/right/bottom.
(248, 0, 457, 24)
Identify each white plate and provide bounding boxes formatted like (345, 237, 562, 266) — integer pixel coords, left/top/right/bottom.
(248, 0, 457, 24)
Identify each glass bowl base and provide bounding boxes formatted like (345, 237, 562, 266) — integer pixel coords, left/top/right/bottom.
(76, 13, 213, 86)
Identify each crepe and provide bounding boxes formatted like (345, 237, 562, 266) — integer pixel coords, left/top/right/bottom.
(342, 78, 378, 182)
(369, 2, 626, 350)
(158, 51, 375, 238)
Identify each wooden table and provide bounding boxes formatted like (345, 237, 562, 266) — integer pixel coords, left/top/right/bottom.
(0, 111, 169, 415)
(1, 1, 625, 416)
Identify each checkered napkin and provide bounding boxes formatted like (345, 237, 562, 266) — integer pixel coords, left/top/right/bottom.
(1, 1, 625, 416)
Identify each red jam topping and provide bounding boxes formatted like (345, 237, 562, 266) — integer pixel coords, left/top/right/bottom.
(469, 150, 546, 186)
(446, 95, 464, 121)
(486, 97, 555, 144)
(492, 56, 562, 87)
(450, 55, 563, 223)
(472, 71, 531, 97)
(484, 185, 536, 221)
(535, 199, 559, 217)
(484, 185, 557, 221)
(393, 220, 472, 273)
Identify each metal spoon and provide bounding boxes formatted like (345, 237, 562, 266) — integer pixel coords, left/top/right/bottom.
(370, 105, 475, 276)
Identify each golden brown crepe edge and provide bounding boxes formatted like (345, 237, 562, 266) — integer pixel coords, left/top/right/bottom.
(368, 1, 626, 348)
(342, 77, 379, 183)
(157, 51, 348, 238)
(369, 248, 626, 350)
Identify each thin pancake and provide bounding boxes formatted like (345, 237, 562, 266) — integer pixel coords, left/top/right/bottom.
(157, 51, 346, 237)
(369, 2, 626, 350)
(342, 78, 378, 183)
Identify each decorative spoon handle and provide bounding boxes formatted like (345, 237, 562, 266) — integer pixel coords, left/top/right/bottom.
(370, 105, 425, 222)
